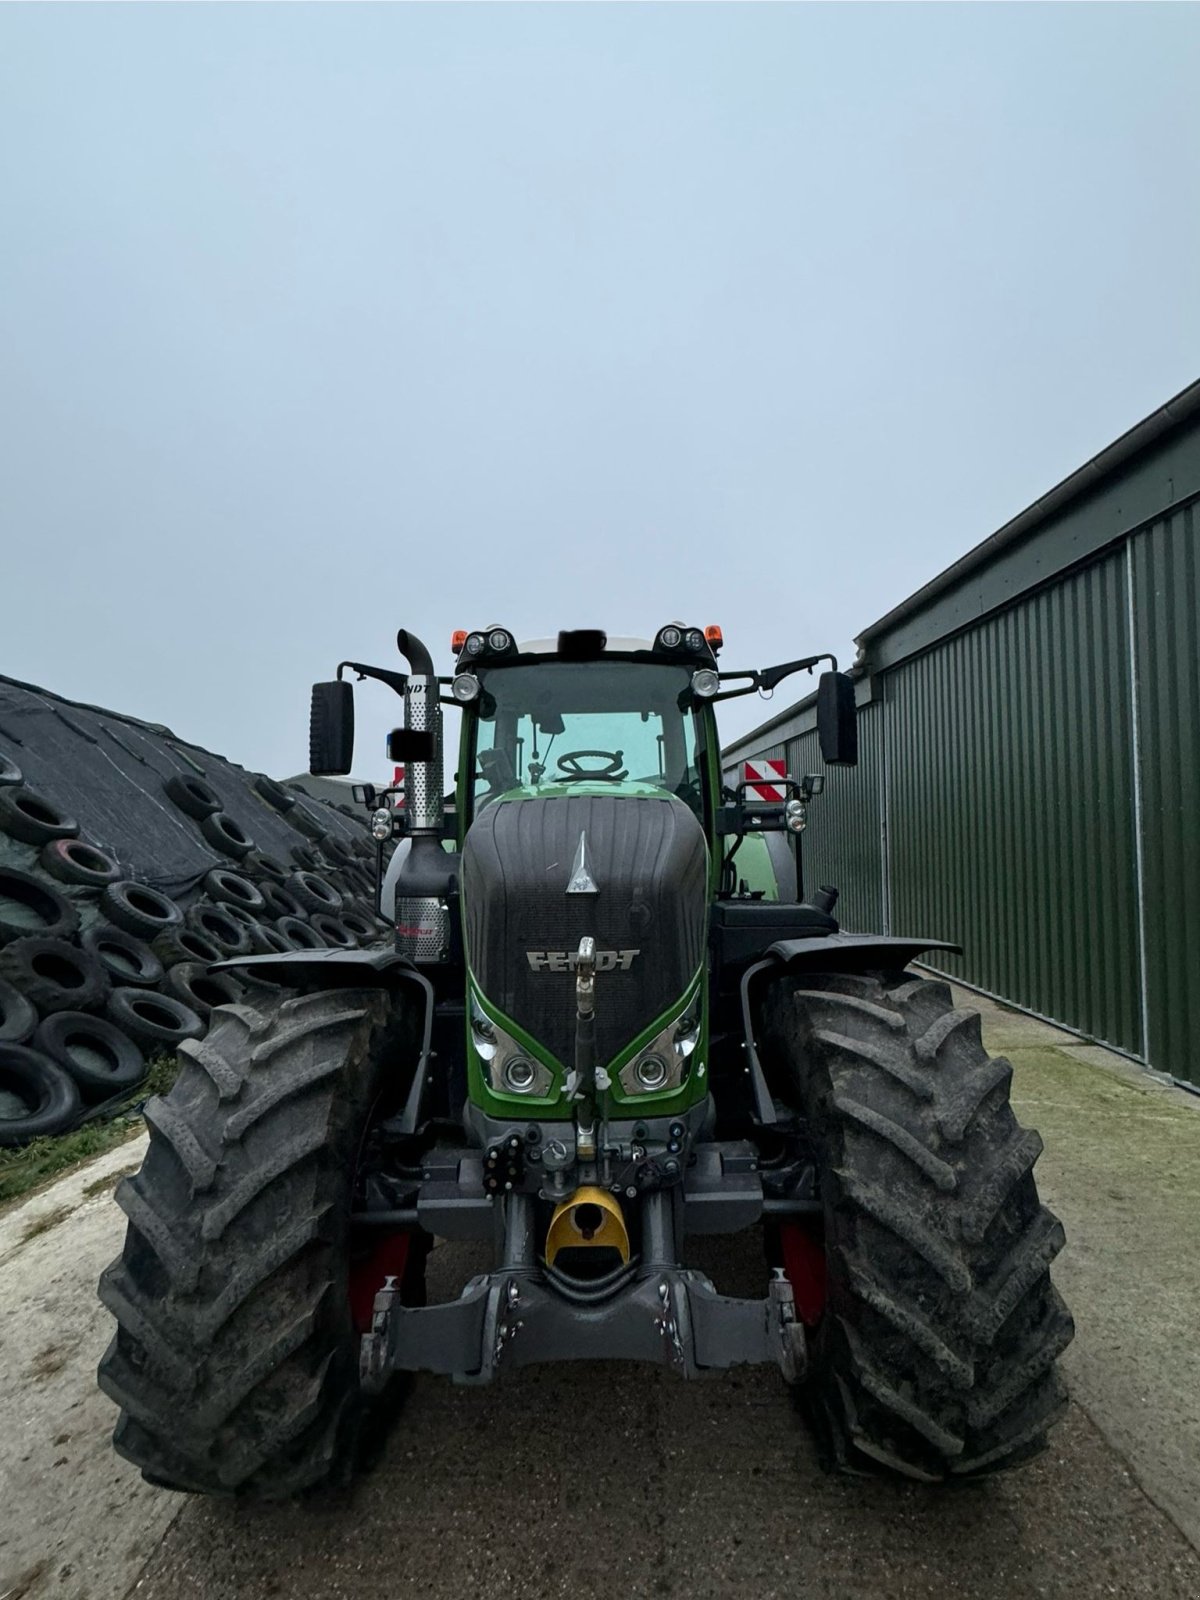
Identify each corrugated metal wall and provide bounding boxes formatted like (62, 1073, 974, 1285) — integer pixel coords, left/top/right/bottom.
(725, 492, 1200, 1088)
(788, 707, 886, 934)
(884, 550, 1142, 1056)
(1131, 502, 1199, 1085)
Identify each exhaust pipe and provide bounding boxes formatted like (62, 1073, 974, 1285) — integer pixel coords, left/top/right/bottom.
(392, 629, 452, 964)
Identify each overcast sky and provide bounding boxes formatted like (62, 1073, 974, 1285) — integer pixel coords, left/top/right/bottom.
(2, 4, 1198, 781)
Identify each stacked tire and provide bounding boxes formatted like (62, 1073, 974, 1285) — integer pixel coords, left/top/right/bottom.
(0, 750, 387, 1147)
(0, 774, 161, 1143)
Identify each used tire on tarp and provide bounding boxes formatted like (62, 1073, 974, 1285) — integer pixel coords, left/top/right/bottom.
(217, 902, 260, 936)
(246, 922, 291, 955)
(275, 916, 325, 950)
(0, 977, 38, 1044)
(0, 787, 79, 847)
(184, 903, 251, 957)
(0, 868, 80, 945)
(105, 988, 205, 1052)
(252, 774, 294, 813)
(163, 774, 221, 820)
(151, 927, 223, 969)
(242, 851, 290, 885)
(202, 869, 265, 914)
(163, 962, 245, 1022)
(40, 837, 123, 890)
(0, 936, 110, 1015)
(259, 881, 306, 921)
(289, 801, 328, 843)
(101, 881, 184, 941)
(310, 914, 356, 950)
(81, 925, 165, 990)
(286, 871, 343, 916)
(317, 835, 355, 869)
(339, 910, 380, 945)
(0, 1043, 82, 1145)
(199, 812, 254, 860)
(35, 1012, 146, 1100)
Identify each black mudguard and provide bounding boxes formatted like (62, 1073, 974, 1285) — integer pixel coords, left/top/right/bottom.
(212, 946, 421, 989)
(768, 933, 962, 970)
(738, 935, 962, 1126)
(213, 946, 435, 1133)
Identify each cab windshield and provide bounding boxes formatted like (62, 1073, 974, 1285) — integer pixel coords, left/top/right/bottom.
(471, 661, 704, 817)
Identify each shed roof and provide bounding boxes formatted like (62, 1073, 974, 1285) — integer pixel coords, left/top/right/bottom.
(725, 376, 1200, 762)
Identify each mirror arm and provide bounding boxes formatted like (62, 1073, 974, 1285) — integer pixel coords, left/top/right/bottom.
(337, 661, 409, 696)
(711, 677, 767, 704)
(713, 653, 837, 703)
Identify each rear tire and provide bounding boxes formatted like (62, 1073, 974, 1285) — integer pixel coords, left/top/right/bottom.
(98, 986, 422, 1496)
(759, 969, 1074, 1481)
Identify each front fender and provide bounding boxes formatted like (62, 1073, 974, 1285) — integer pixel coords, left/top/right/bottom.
(212, 946, 418, 989)
(768, 934, 962, 971)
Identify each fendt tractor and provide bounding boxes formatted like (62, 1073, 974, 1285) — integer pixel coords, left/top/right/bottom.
(99, 624, 1074, 1494)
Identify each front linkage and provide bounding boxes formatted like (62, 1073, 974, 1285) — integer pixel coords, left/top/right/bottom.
(361, 1208, 805, 1389)
(360, 936, 807, 1389)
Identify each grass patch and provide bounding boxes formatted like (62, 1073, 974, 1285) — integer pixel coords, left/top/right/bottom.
(20, 1202, 74, 1243)
(81, 1160, 143, 1199)
(0, 1053, 178, 1211)
(28, 1341, 70, 1381)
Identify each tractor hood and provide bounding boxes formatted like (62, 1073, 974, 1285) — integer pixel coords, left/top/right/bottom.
(460, 790, 708, 1074)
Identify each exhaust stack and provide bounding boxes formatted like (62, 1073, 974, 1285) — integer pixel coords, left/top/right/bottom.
(393, 629, 452, 963)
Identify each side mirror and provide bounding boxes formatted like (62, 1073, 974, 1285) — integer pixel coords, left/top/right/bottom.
(386, 727, 436, 764)
(817, 672, 857, 766)
(309, 681, 355, 775)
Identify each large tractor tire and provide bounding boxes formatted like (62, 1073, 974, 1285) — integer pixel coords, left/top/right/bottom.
(759, 969, 1074, 1481)
(98, 986, 424, 1497)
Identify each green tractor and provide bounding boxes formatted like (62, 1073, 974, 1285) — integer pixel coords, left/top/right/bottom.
(99, 623, 1073, 1493)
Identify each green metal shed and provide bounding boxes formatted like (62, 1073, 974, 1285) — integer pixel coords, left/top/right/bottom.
(724, 379, 1200, 1089)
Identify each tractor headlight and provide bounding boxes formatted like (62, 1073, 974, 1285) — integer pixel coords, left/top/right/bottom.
(452, 673, 480, 703)
(674, 1013, 700, 1058)
(464, 632, 486, 656)
(685, 628, 705, 653)
(633, 1054, 669, 1091)
(471, 1008, 498, 1060)
(370, 807, 393, 841)
(784, 798, 807, 833)
(502, 1056, 537, 1093)
(617, 990, 702, 1096)
(471, 993, 555, 1097)
(691, 668, 719, 699)
(488, 629, 512, 653)
(659, 625, 682, 649)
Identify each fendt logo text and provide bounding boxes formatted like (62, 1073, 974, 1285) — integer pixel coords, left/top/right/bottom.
(526, 949, 639, 972)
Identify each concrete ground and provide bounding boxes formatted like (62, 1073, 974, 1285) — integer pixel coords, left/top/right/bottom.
(1, 990, 1198, 1600)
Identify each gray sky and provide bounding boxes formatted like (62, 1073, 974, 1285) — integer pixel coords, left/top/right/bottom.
(2, 4, 1198, 781)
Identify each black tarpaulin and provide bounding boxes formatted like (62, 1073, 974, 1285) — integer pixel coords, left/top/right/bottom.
(0, 673, 363, 899)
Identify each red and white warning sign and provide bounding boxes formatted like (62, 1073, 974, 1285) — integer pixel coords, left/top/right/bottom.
(392, 766, 405, 807)
(744, 758, 786, 802)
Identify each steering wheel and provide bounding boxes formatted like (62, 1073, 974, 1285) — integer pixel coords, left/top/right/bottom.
(556, 749, 628, 782)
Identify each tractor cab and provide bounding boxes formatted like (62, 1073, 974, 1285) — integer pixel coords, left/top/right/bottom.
(308, 623, 860, 1135)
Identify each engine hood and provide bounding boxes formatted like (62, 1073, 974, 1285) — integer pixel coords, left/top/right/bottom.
(460, 790, 708, 1071)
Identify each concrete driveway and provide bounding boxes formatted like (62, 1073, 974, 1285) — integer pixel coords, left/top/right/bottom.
(2, 989, 1198, 1600)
